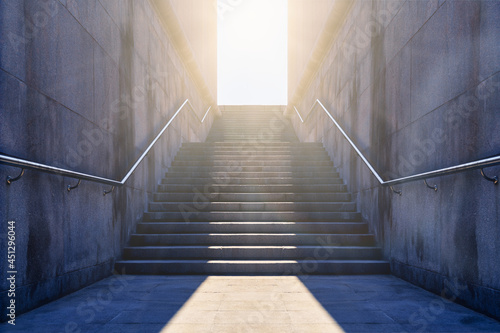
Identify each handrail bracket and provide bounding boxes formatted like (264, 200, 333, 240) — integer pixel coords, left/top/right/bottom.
(424, 179, 438, 192)
(390, 186, 402, 196)
(6, 168, 25, 185)
(67, 179, 82, 192)
(104, 186, 115, 196)
(481, 168, 499, 185)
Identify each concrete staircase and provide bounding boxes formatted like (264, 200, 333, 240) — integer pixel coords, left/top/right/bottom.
(115, 107, 390, 275)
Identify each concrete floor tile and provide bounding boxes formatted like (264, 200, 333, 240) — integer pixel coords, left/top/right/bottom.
(339, 323, 407, 332)
(319, 300, 379, 312)
(219, 300, 287, 311)
(288, 309, 339, 324)
(182, 299, 222, 311)
(400, 323, 500, 332)
(96, 324, 166, 333)
(285, 301, 322, 311)
(214, 310, 291, 324)
(301, 284, 354, 294)
(126, 300, 186, 312)
(279, 292, 320, 303)
(1, 323, 73, 333)
(160, 323, 213, 333)
(170, 309, 217, 324)
(188, 292, 225, 303)
(325, 309, 396, 324)
(18, 301, 129, 325)
(212, 323, 293, 333)
(222, 291, 280, 302)
(197, 283, 230, 293)
(221, 284, 286, 293)
(292, 323, 346, 333)
(108, 310, 176, 324)
(139, 290, 197, 303)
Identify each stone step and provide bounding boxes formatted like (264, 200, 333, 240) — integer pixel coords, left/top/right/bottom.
(129, 233, 375, 246)
(114, 260, 390, 275)
(164, 171, 340, 178)
(143, 211, 362, 222)
(204, 140, 301, 144)
(167, 166, 336, 172)
(136, 222, 368, 234)
(177, 149, 328, 155)
(153, 192, 352, 202)
(216, 118, 286, 120)
(214, 118, 289, 120)
(217, 120, 286, 122)
(180, 145, 325, 150)
(122, 246, 382, 260)
(156, 184, 347, 193)
(206, 133, 296, 137)
(181, 142, 323, 147)
(207, 137, 293, 145)
(161, 177, 343, 185)
(208, 130, 295, 134)
(211, 120, 289, 122)
(170, 160, 334, 167)
(220, 112, 283, 114)
(147, 202, 356, 212)
(174, 154, 331, 160)
(207, 133, 296, 136)
(208, 126, 294, 130)
(219, 113, 285, 116)
(207, 133, 297, 137)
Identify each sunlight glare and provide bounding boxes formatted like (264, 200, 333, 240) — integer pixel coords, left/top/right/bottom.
(218, 0, 288, 105)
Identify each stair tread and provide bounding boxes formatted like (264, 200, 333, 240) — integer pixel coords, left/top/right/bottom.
(149, 202, 353, 205)
(116, 259, 389, 264)
(132, 233, 373, 236)
(124, 245, 381, 249)
(139, 221, 363, 224)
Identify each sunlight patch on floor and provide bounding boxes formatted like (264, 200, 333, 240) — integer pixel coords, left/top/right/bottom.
(160, 276, 345, 332)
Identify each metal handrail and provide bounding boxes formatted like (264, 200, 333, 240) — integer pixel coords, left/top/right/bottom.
(1, 99, 214, 191)
(292, 99, 500, 193)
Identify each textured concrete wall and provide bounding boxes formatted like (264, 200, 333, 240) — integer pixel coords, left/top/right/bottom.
(288, 0, 500, 319)
(0, 0, 216, 318)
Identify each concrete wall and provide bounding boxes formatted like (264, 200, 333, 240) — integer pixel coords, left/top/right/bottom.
(288, 0, 500, 319)
(0, 0, 217, 318)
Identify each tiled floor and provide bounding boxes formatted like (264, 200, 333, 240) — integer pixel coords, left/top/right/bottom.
(2, 275, 500, 332)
